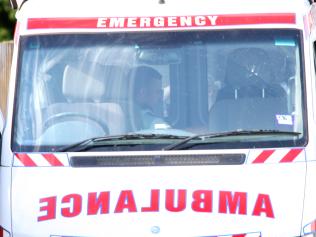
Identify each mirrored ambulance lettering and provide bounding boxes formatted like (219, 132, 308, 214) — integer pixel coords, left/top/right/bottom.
(38, 189, 274, 221)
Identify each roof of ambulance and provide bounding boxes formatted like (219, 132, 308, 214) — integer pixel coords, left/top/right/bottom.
(18, 0, 310, 18)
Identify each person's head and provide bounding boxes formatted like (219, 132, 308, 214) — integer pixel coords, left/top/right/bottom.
(131, 66, 163, 111)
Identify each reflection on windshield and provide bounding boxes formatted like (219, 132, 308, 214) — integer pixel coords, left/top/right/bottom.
(13, 29, 305, 151)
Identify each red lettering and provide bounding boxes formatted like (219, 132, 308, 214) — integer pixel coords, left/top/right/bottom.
(37, 189, 275, 221)
(38, 196, 56, 221)
(219, 191, 247, 215)
(165, 189, 186, 212)
(252, 194, 275, 218)
(192, 190, 213, 212)
(87, 192, 110, 215)
(141, 189, 160, 212)
(61, 194, 82, 217)
(114, 190, 137, 213)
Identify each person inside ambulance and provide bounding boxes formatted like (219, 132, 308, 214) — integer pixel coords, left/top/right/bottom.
(130, 66, 170, 131)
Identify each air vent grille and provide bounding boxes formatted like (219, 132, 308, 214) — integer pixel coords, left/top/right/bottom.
(70, 154, 245, 167)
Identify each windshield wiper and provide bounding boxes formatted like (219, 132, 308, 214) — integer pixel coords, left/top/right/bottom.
(56, 133, 188, 152)
(163, 129, 301, 150)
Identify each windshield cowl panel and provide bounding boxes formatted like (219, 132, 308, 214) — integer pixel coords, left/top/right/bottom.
(12, 29, 306, 152)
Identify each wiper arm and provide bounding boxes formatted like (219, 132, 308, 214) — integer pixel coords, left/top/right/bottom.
(56, 133, 188, 152)
(163, 129, 301, 151)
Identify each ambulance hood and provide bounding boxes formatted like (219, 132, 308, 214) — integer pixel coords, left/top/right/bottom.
(11, 149, 306, 237)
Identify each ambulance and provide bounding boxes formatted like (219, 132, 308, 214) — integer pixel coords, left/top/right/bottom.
(2, 0, 316, 236)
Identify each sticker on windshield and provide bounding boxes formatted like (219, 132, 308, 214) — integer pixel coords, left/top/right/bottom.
(154, 123, 170, 129)
(274, 39, 296, 47)
(276, 114, 293, 125)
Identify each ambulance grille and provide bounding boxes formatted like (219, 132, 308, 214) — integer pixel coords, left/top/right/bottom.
(70, 154, 246, 167)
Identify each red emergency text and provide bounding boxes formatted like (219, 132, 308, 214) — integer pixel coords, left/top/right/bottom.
(37, 189, 275, 221)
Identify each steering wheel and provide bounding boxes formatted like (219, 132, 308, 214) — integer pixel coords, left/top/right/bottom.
(43, 112, 109, 134)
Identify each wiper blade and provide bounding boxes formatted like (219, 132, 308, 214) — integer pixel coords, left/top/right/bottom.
(163, 129, 301, 150)
(56, 133, 188, 152)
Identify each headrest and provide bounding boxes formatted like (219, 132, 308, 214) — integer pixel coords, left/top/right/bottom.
(62, 65, 105, 101)
(225, 48, 274, 87)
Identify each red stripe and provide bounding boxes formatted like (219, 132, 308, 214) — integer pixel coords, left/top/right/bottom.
(280, 148, 303, 163)
(252, 150, 275, 164)
(216, 13, 295, 25)
(15, 153, 37, 167)
(27, 13, 296, 30)
(28, 18, 98, 29)
(42, 154, 64, 166)
(312, 220, 316, 231)
(232, 235, 246, 237)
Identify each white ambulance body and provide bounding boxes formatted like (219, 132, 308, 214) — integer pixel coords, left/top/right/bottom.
(2, 0, 316, 236)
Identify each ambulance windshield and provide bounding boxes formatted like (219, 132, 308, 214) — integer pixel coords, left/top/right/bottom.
(13, 29, 306, 151)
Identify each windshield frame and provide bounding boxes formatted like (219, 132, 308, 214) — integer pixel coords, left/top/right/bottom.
(11, 28, 308, 152)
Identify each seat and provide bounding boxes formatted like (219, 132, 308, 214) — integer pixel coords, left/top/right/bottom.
(209, 48, 288, 132)
(39, 65, 126, 144)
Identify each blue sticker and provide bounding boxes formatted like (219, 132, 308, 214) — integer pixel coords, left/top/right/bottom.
(274, 39, 296, 47)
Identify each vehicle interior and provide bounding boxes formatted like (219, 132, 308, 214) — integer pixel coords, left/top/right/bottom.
(13, 29, 304, 150)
